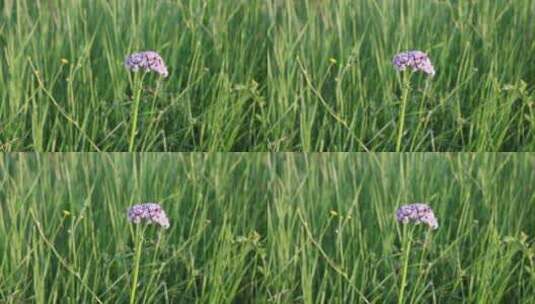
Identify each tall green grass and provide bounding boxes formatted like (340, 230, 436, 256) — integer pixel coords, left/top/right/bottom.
(267, 153, 535, 303)
(268, 0, 535, 151)
(2, 153, 535, 302)
(0, 154, 269, 303)
(1, 0, 534, 151)
(0, 0, 269, 151)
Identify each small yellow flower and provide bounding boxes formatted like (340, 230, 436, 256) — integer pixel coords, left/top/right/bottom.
(329, 210, 338, 217)
(249, 230, 261, 242)
(60, 58, 69, 65)
(329, 58, 337, 64)
(62, 210, 71, 217)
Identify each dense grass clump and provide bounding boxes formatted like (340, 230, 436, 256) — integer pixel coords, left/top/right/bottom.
(1, 153, 535, 303)
(1, 0, 534, 151)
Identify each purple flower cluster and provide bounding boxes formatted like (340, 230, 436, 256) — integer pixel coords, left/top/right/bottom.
(392, 51, 435, 77)
(127, 203, 170, 229)
(124, 51, 168, 77)
(396, 203, 438, 230)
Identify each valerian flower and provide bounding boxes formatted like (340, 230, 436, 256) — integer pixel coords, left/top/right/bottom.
(124, 51, 168, 77)
(127, 203, 170, 229)
(392, 51, 435, 77)
(396, 203, 438, 230)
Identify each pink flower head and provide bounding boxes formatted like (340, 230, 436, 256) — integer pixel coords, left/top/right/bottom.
(127, 203, 170, 229)
(392, 50, 435, 77)
(396, 203, 438, 230)
(124, 51, 168, 77)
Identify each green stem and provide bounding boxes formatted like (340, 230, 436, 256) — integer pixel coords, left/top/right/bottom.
(396, 77, 410, 152)
(128, 74, 143, 152)
(130, 228, 144, 304)
(398, 228, 412, 304)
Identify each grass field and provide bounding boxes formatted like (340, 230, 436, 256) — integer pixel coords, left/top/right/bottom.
(1, 153, 535, 303)
(268, 153, 535, 303)
(1, 0, 534, 151)
(0, 154, 270, 303)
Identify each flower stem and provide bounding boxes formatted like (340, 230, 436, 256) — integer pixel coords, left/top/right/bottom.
(128, 74, 143, 152)
(398, 227, 412, 304)
(130, 228, 143, 304)
(396, 76, 410, 152)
